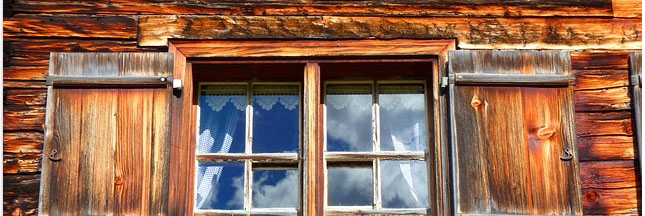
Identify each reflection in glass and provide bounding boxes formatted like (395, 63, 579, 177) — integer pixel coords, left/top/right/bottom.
(253, 85, 300, 153)
(381, 160, 428, 208)
(196, 162, 245, 210)
(326, 84, 373, 152)
(199, 85, 247, 154)
(328, 166, 373, 206)
(252, 169, 299, 208)
(379, 84, 427, 152)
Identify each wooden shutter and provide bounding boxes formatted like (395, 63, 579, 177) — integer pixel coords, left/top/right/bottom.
(39, 53, 174, 215)
(629, 52, 642, 182)
(447, 51, 583, 215)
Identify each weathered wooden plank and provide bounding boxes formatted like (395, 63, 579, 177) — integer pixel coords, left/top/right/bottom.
(571, 51, 630, 70)
(171, 39, 454, 58)
(582, 187, 640, 215)
(4, 66, 48, 81)
(3, 105, 45, 131)
(452, 73, 573, 86)
(304, 63, 323, 216)
(11, 0, 615, 17)
(46, 75, 170, 87)
(449, 50, 571, 75)
(4, 132, 43, 174)
(3, 15, 136, 39)
(3, 81, 47, 89)
(4, 89, 47, 107)
(578, 136, 636, 161)
(580, 160, 638, 189)
(612, 0, 643, 18)
(4, 174, 40, 216)
(574, 87, 631, 112)
(575, 111, 633, 137)
(139, 16, 641, 49)
(573, 69, 629, 91)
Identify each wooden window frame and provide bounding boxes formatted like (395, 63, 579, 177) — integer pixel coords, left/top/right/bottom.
(167, 39, 457, 215)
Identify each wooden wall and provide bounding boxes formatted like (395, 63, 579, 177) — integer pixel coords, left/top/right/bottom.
(3, 0, 641, 215)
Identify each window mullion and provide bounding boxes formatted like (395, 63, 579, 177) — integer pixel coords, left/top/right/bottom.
(373, 81, 382, 210)
(245, 82, 253, 212)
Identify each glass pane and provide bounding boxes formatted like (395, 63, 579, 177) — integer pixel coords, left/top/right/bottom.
(253, 85, 300, 153)
(252, 169, 299, 208)
(195, 162, 245, 210)
(328, 166, 373, 206)
(199, 85, 247, 154)
(381, 160, 428, 208)
(326, 84, 373, 152)
(379, 84, 427, 152)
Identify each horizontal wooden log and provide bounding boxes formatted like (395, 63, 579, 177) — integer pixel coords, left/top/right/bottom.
(6, 52, 49, 66)
(578, 136, 636, 161)
(3, 132, 44, 174)
(582, 187, 640, 215)
(3, 105, 45, 131)
(574, 87, 631, 112)
(575, 111, 633, 137)
(4, 89, 47, 107)
(571, 51, 631, 70)
(5, 38, 159, 55)
(580, 160, 638, 189)
(3, 15, 136, 39)
(4, 81, 47, 89)
(613, 0, 643, 18)
(4, 151, 42, 174)
(4, 66, 48, 81)
(11, 0, 615, 17)
(138, 16, 641, 49)
(573, 69, 629, 90)
(4, 174, 40, 216)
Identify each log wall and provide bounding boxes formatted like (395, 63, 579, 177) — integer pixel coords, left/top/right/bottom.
(3, 0, 641, 215)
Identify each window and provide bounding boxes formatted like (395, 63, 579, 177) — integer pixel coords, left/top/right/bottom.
(324, 82, 429, 213)
(195, 82, 301, 214)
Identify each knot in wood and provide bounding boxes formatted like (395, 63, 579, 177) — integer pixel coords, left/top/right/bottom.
(471, 95, 482, 108)
(115, 176, 124, 185)
(537, 126, 556, 139)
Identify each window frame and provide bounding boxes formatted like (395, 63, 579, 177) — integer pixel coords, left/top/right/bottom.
(167, 39, 457, 216)
(194, 81, 303, 215)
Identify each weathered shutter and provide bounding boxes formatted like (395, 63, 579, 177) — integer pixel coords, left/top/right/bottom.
(629, 52, 642, 181)
(447, 51, 583, 215)
(39, 53, 174, 215)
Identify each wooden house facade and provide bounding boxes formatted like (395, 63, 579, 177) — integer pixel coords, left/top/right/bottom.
(2, 0, 642, 215)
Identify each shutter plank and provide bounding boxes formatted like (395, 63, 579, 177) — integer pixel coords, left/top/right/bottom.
(449, 50, 582, 215)
(40, 53, 173, 215)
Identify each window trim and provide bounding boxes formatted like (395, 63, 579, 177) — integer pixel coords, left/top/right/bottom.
(167, 39, 457, 216)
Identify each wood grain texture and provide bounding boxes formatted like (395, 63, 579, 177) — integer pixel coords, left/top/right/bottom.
(139, 16, 641, 49)
(582, 187, 641, 215)
(11, 0, 614, 17)
(574, 87, 631, 112)
(575, 112, 633, 137)
(578, 136, 636, 161)
(573, 69, 629, 91)
(4, 174, 40, 216)
(4, 66, 48, 81)
(3, 15, 136, 39)
(303, 63, 322, 216)
(612, 0, 643, 18)
(3, 132, 44, 174)
(449, 50, 582, 215)
(571, 51, 631, 70)
(4, 105, 45, 131)
(39, 53, 173, 215)
(580, 160, 639, 189)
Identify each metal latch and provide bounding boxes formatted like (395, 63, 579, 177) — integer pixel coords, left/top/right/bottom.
(560, 147, 573, 161)
(630, 74, 641, 87)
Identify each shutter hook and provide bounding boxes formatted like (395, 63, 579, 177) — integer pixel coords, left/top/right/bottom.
(48, 148, 62, 161)
(560, 147, 573, 161)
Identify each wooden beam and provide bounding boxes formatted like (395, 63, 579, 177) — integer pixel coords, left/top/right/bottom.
(303, 63, 322, 216)
(3, 15, 136, 39)
(46, 75, 171, 87)
(138, 16, 641, 50)
(12, 0, 614, 17)
(452, 73, 574, 86)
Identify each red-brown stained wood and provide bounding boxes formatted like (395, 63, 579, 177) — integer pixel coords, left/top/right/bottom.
(612, 0, 643, 18)
(4, 66, 48, 81)
(10, 0, 614, 17)
(3, 81, 46, 89)
(3, 105, 45, 131)
(580, 160, 639, 189)
(4, 174, 40, 216)
(39, 53, 173, 215)
(571, 51, 631, 70)
(582, 187, 640, 215)
(3, 132, 44, 174)
(304, 63, 322, 216)
(578, 136, 636, 161)
(4, 89, 47, 107)
(573, 69, 629, 91)
(574, 87, 631, 112)
(138, 16, 641, 49)
(575, 111, 633, 137)
(3, 15, 136, 39)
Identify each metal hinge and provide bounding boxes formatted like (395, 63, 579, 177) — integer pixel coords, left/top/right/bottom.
(440, 75, 455, 90)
